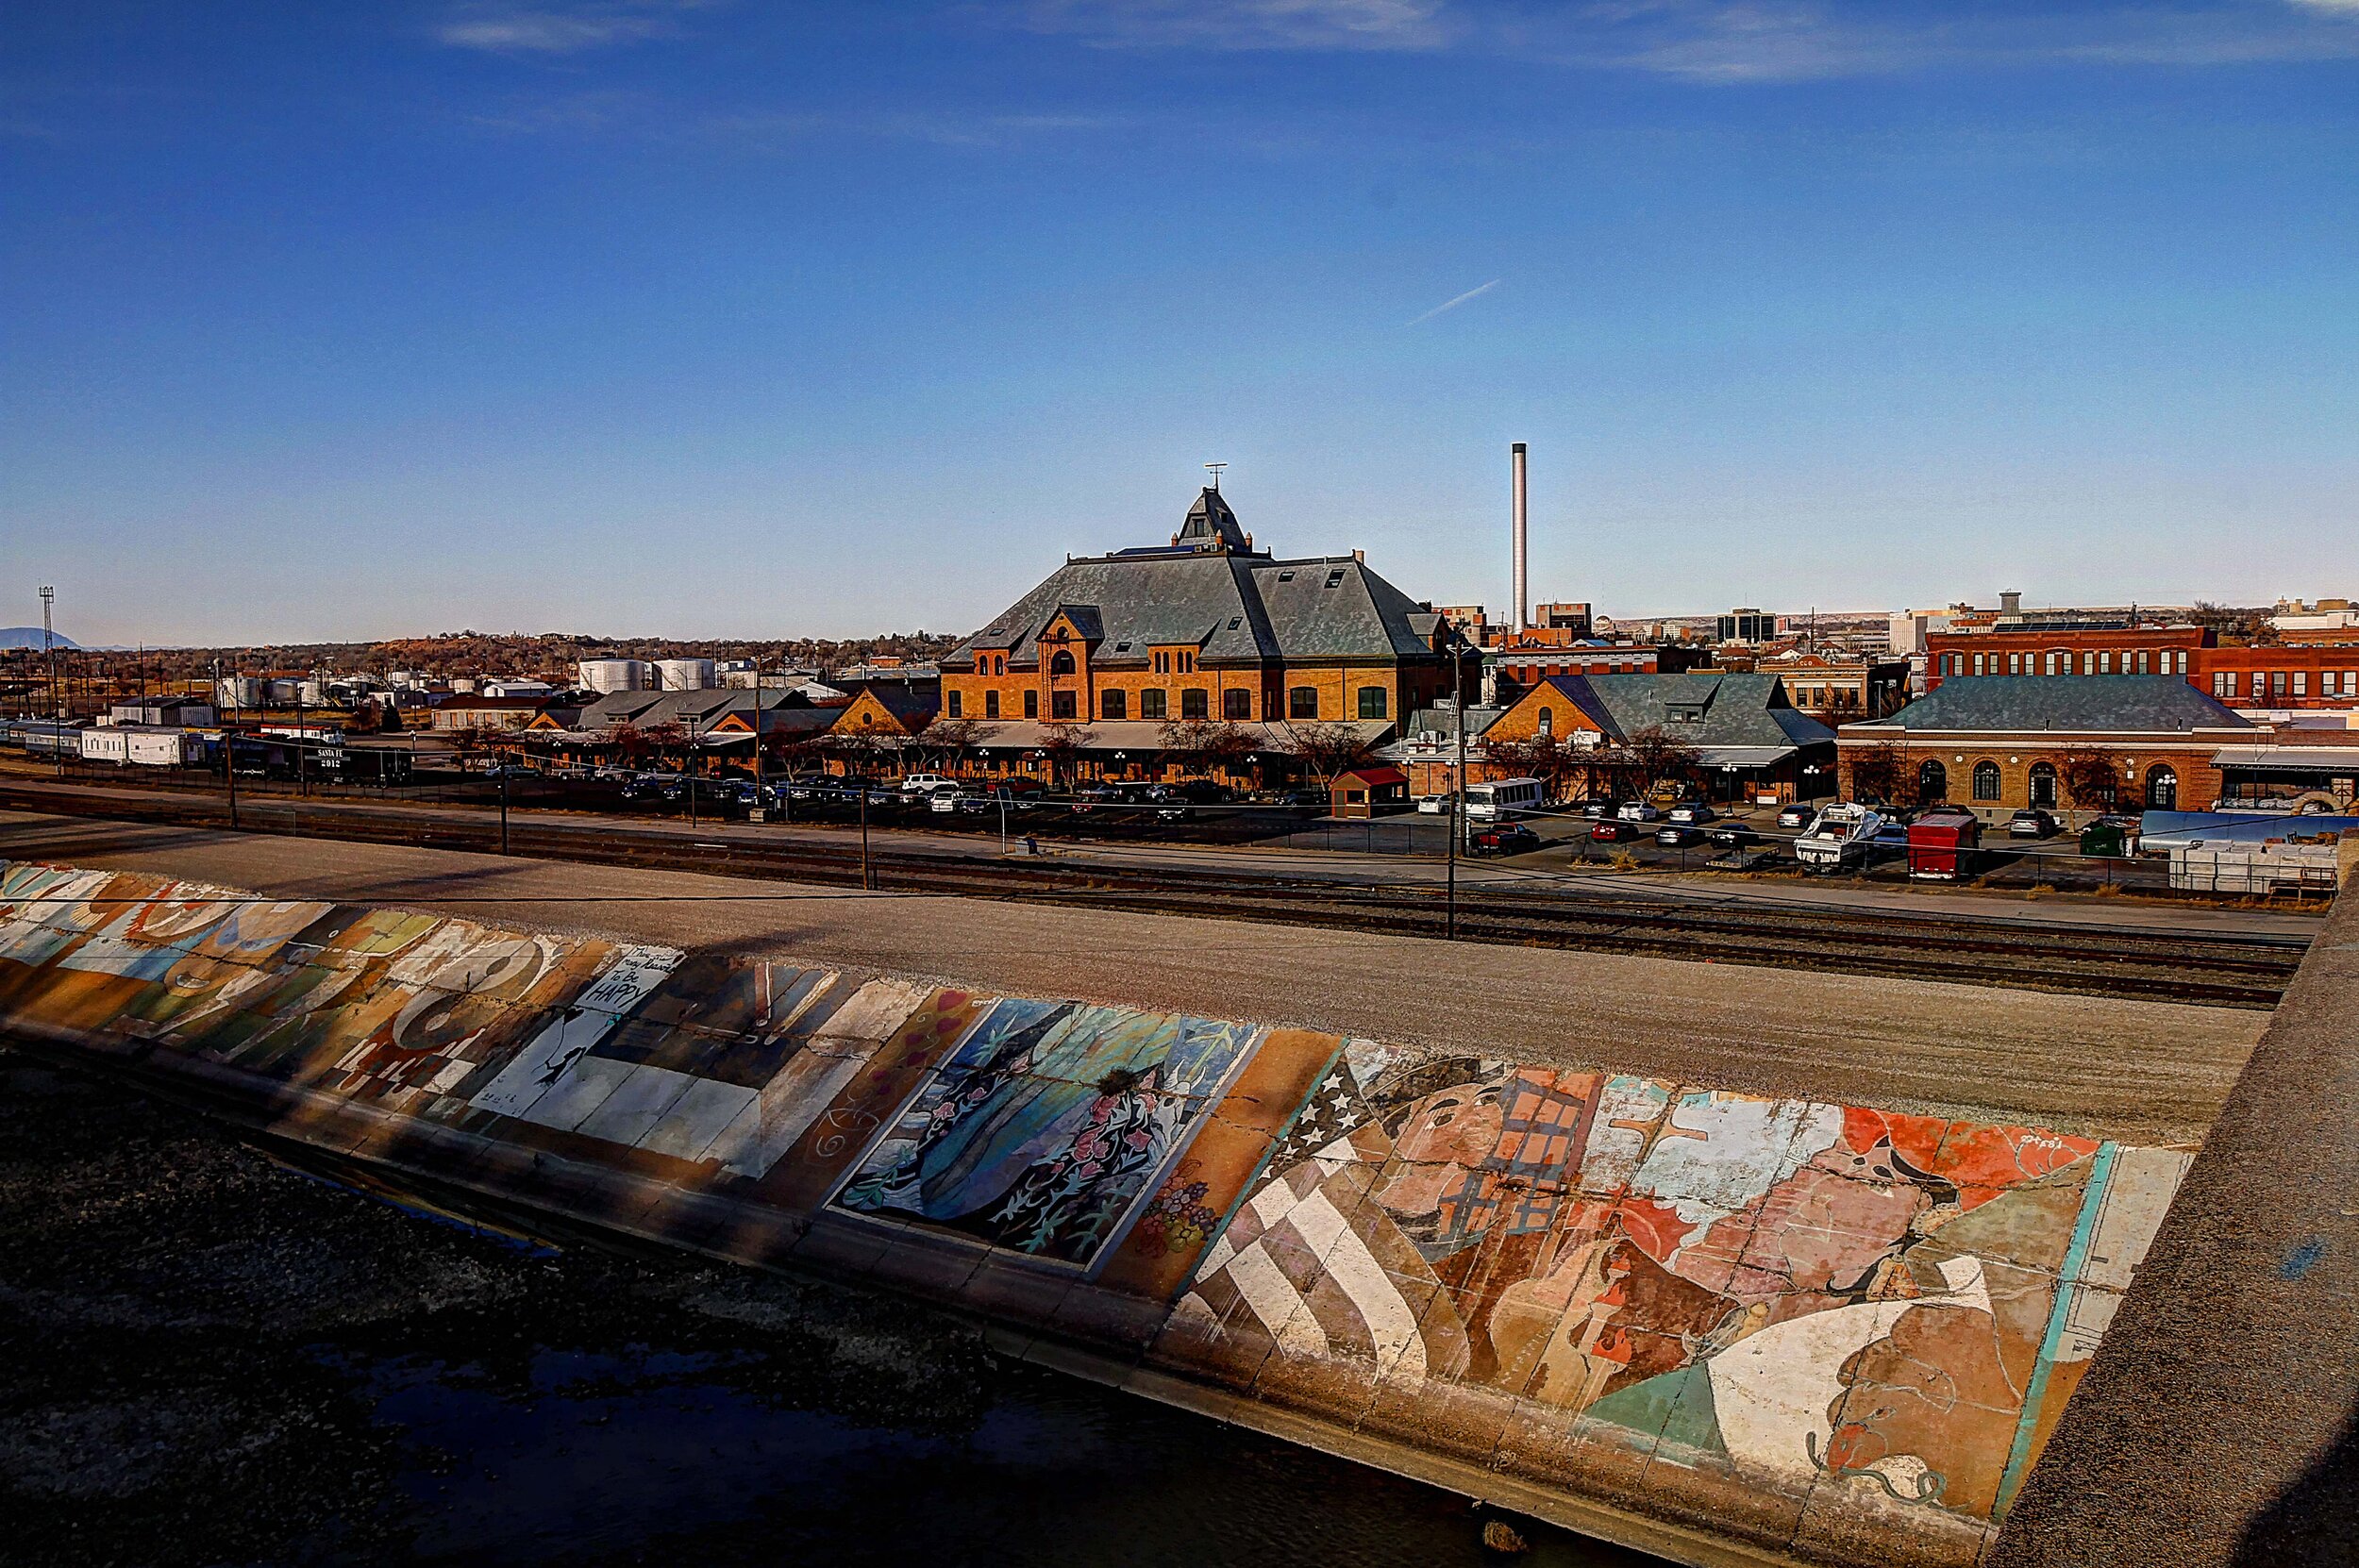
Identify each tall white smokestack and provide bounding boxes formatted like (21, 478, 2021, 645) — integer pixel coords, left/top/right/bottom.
(1511, 442, 1529, 636)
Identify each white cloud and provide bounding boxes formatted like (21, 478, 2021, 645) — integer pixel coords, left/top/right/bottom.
(1012, 0, 2359, 77)
(1022, 0, 1451, 52)
(435, 2, 711, 55)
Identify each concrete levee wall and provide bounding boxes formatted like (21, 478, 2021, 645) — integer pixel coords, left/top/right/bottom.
(0, 858, 2191, 1568)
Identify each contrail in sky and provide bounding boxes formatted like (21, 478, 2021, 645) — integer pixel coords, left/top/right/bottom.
(1406, 278, 1500, 325)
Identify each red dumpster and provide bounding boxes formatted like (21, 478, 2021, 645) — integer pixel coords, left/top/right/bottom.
(1907, 806, 1983, 880)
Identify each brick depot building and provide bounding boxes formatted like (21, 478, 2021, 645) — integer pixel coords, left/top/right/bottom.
(1399, 671, 1836, 804)
(1925, 621, 2359, 710)
(944, 486, 1465, 735)
(1837, 676, 2258, 818)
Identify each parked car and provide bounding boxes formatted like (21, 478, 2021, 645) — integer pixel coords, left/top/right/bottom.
(1153, 780, 1229, 821)
(1067, 786, 1121, 814)
(1590, 820, 1637, 843)
(897, 773, 956, 797)
(1654, 824, 1703, 848)
(1615, 800, 1662, 823)
(1708, 825, 1763, 848)
(1776, 802, 1815, 829)
(2007, 808, 2061, 839)
(1468, 822, 1541, 857)
(1582, 798, 1622, 821)
(1665, 801, 1717, 826)
(1415, 792, 1454, 815)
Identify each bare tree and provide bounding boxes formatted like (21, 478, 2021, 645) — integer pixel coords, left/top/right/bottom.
(444, 725, 486, 773)
(917, 714, 996, 773)
(1845, 738, 1912, 807)
(604, 721, 655, 766)
(2059, 747, 2121, 813)
(640, 719, 691, 769)
(826, 726, 897, 780)
(1035, 726, 1096, 791)
(1280, 721, 1372, 792)
(761, 728, 825, 779)
(1159, 718, 1260, 783)
(1612, 725, 1703, 800)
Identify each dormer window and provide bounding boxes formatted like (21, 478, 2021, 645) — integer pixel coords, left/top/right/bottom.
(1227, 617, 1241, 630)
(1278, 571, 1296, 582)
(1325, 569, 1346, 588)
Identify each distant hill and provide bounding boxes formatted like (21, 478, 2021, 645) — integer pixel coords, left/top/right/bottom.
(0, 627, 76, 651)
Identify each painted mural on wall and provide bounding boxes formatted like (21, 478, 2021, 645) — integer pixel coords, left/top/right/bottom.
(832, 1001, 1258, 1266)
(0, 859, 2191, 1566)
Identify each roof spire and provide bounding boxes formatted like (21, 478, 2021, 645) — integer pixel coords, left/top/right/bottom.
(1175, 477, 1251, 554)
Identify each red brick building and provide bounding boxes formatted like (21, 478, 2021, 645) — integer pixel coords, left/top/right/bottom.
(1839, 676, 2259, 818)
(1926, 622, 2359, 710)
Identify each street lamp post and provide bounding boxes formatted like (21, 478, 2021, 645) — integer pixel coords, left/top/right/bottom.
(750, 660, 766, 824)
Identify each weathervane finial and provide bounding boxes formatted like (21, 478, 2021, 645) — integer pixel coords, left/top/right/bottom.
(1205, 461, 1226, 492)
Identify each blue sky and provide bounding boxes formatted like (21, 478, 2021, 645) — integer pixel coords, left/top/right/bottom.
(7, 1, 2358, 646)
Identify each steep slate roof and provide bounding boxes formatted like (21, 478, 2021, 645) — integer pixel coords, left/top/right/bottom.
(1857, 676, 2256, 734)
(1581, 672, 1836, 750)
(950, 492, 1443, 671)
(573, 689, 808, 731)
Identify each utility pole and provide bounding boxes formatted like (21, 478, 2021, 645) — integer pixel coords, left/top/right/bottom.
(859, 760, 874, 891)
(687, 712, 699, 829)
(1447, 620, 1464, 942)
(498, 758, 510, 854)
(294, 684, 307, 798)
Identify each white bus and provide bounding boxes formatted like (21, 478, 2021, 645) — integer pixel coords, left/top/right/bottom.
(1464, 776, 1544, 821)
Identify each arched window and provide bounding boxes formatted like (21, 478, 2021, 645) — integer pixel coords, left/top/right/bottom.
(1917, 759, 1948, 802)
(2145, 764, 2177, 810)
(1049, 649, 1076, 676)
(2029, 760, 2059, 809)
(1537, 707, 1554, 736)
(1972, 760, 2001, 802)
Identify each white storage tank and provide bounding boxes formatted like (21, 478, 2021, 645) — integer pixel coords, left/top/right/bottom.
(263, 678, 302, 706)
(215, 676, 263, 709)
(578, 659, 650, 694)
(298, 678, 328, 706)
(655, 658, 716, 692)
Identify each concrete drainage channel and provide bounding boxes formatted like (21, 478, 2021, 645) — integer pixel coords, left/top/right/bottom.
(5, 854, 2332, 1566)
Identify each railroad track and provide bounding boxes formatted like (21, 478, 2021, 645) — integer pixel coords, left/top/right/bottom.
(0, 782, 2307, 1008)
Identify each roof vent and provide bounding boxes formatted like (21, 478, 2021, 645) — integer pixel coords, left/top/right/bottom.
(1326, 569, 1346, 588)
